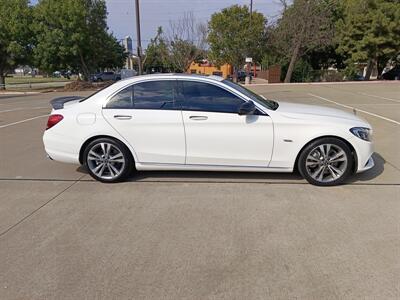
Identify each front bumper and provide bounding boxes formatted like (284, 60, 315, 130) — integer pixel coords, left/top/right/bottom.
(356, 155, 375, 173)
(349, 135, 374, 173)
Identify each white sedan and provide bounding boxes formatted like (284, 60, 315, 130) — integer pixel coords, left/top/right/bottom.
(43, 74, 374, 186)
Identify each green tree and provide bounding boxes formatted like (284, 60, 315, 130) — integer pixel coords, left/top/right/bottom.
(305, 2, 346, 72)
(0, 0, 32, 89)
(272, 0, 335, 83)
(166, 13, 207, 73)
(169, 39, 202, 72)
(143, 27, 171, 73)
(33, 0, 126, 80)
(336, 0, 400, 80)
(207, 5, 266, 76)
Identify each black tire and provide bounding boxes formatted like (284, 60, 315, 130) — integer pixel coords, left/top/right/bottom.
(298, 137, 354, 186)
(83, 137, 134, 183)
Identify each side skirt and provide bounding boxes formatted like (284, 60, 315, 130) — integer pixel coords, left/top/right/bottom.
(135, 162, 293, 173)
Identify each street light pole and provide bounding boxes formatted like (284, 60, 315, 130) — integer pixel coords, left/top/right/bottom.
(135, 0, 143, 75)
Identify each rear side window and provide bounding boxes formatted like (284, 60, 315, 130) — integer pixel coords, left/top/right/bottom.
(106, 86, 133, 109)
(180, 81, 243, 113)
(134, 80, 175, 109)
(105, 80, 177, 109)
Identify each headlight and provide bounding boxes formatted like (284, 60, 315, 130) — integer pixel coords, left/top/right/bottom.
(350, 127, 372, 141)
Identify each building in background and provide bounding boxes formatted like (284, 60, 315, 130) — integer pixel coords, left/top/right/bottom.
(187, 60, 232, 78)
(122, 36, 135, 70)
(122, 36, 133, 53)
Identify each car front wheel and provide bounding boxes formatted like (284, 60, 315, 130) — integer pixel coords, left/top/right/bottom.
(298, 137, 354, 186)
(84, 138, 133, 183)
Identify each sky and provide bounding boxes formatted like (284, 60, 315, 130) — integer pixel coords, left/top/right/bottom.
(30, 0, 284, 48)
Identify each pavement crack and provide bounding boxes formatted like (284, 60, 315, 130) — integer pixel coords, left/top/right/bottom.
(0, 175, 85, 239)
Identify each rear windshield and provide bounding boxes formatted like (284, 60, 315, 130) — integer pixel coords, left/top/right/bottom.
(79, 84, 113, 102)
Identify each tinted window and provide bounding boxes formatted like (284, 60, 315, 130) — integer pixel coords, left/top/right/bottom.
(181, 81, 243, 113)
(106, 86, 133, 109)
(134, 80, 175, 109)
(105, 80, 177, 110)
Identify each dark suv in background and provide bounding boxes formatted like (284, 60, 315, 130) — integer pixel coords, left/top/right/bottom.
(382, 66, 400, 80)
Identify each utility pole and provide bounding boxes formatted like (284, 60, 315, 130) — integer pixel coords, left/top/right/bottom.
(245, 0, 253, 85)
(249, 0, 253, 27)
(135, 0, 143, 75)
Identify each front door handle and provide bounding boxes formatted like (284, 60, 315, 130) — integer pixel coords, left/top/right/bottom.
(114, 115, 132, 120)
(189, 116, 208, 121)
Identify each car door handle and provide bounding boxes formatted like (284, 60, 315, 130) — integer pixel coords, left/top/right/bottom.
(114, 115, 132, 120)
(189, 116, 208, 121)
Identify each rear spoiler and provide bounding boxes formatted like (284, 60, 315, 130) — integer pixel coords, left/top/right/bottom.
(50, 96, 84, 110)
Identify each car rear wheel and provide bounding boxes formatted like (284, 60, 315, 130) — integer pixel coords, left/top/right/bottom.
(298, 137, 354, 186)
(84, 138, 133, 183)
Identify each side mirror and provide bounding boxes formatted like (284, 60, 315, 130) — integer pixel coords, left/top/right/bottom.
(238, 100, 256, 115)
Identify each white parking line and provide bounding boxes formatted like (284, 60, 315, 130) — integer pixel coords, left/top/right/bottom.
(0, 114, 49, 129)
(308, 93, 400, 125)
(359, 92, 400, 103)
(0, 106, 48, 113)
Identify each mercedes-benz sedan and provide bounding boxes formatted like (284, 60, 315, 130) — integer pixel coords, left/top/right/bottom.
(43, 74, 374, 186)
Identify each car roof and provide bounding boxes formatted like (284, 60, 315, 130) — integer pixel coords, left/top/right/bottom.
(93, 73, 227, 100)
(119, 73, 225, 84)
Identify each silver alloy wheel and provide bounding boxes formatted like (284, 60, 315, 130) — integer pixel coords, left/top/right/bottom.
(305, 143, 348, 183)
(87, 142, 126, 180)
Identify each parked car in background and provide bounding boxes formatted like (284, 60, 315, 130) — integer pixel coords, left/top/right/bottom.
(382, 66, 400, 80)
(226, 71, 253, 82)
(43, 74, 374, 186)
(353, 74, 365, 81)
(121, 69, 138, 79)
(237, 70, 246, 82)
(92, 71, 121, 82)
(53, 70, 72, 79)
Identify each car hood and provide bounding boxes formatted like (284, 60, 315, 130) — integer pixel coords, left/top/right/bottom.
(276, 101, 365, 122)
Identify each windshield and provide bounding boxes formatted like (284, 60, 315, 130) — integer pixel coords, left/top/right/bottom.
(222, 80, 279, 110)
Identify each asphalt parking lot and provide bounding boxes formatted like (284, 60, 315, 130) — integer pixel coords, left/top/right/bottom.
(0, 82, 399, 299)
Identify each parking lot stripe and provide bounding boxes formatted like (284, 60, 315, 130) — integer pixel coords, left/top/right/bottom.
(308, 93, 400, 125)
(0, 114, 48, 129)
(359, 92, 400, 103)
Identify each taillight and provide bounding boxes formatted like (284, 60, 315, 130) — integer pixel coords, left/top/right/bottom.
(46, 114, 63, 130)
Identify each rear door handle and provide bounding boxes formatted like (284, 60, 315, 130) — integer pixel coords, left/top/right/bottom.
(114, 115, 132, 120)
(189, 116, 208, 121)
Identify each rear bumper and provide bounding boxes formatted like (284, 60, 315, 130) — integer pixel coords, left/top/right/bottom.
(43, 130, 80, 164)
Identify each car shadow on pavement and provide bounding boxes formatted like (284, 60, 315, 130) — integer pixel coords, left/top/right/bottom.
(130, 170, 304, 183)
(76, 165, 304, 183)
(347, 152, 385, 183)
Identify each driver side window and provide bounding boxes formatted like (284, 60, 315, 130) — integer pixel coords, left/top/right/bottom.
(180, 81, 244, 113)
